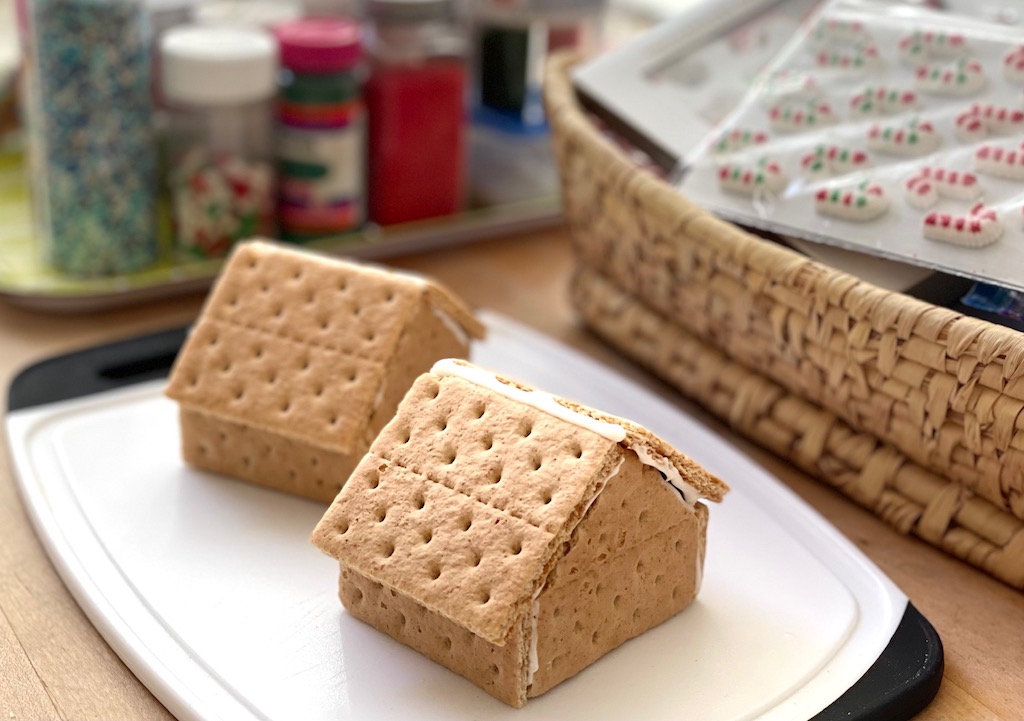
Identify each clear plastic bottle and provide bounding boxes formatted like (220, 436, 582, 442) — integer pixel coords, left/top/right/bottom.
(470, 0, 607, 128)
(160, 25, 278, 258)
(365, 0, 467, 226)
(466, 0, 607, 205)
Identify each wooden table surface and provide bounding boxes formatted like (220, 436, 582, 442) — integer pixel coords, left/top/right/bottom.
(1, 228, 1022, 720)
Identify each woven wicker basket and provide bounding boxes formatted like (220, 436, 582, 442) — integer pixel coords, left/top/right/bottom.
(544, 53, 1024, 590)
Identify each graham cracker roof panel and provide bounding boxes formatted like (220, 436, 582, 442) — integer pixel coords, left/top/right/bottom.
(313, 455, 556, 645)
(436, 360, 729, 503)
(166, 318, 382, 452)
(202, 241, 423, 363)
(372, 373, 621, 534)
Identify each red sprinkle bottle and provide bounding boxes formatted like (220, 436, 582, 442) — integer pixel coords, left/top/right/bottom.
(365, 0, 467, 226)
(274, 18, 366, 241)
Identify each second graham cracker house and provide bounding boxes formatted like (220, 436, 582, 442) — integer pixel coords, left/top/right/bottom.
(166, 241, 485, 503)
(312, 359, 728, 707)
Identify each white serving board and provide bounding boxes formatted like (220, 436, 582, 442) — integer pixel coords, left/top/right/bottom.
(6, 311, 906, 721)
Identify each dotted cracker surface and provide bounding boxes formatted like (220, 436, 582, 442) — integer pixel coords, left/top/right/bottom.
(439, 359, 729, 503)
(530, 452, 707, 697)
(339, 565, 531, 707)
(167, 240, 483, 455)
(313, 371, 624, 645)
(180, 408, 360, 503)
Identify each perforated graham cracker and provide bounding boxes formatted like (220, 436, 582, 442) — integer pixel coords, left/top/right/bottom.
(339, 565, 531, 707)
(179, 409, 361, 503)
(313, 361, 726, 706)
(530, 452, 707, 697)
(166, 240, 484, 501)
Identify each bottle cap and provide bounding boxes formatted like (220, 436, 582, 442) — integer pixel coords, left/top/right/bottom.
(191, 0, 303, 30)
(473, 0, 606, 22)
(161, 26, 278, 106)
(366, 0, 453, 24)
(274, 18, 363, 74)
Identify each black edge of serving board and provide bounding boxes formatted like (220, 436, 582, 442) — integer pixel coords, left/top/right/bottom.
(7, 326, 189, 412)
(5, 329, 945, 720)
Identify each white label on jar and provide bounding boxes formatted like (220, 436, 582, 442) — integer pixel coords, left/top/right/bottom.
(277, 120, 365, 205)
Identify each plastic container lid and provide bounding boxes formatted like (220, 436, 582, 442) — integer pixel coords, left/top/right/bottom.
(161, 26, 278, 106)
(366, 0, 453, 23)
(473, 0, 606, 22)
(274, 19, 363, 73)
(191, 0, 303, 30)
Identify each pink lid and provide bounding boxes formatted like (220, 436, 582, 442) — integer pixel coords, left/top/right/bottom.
(275, 18, 363, 73)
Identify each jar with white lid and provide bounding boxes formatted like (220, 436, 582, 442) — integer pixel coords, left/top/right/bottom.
(160, 25, 278, 258)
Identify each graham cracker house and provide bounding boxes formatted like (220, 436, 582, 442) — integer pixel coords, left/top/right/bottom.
(312, 359, 728, 707)
(166, 241, 485, 503)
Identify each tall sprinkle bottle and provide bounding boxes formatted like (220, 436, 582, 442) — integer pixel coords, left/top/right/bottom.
(275, 18, 366, 242)
(365, 0, 467, 226)
(27, 0, 158, 276)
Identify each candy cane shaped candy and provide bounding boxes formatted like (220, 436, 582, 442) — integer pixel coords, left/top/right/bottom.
(809, 18, 873, 50)
(954, 104, 1024, 142)
(915, 57, 986, 96)
(898, 30, 969, 65)
(922, 202, 1002, 248)
(800, 144, 870, 179)
(974, 141, 1024, 180)
(849, 85, 919, 118)
(714, 127, 770, 155)
(867, 118, 941, 157)
(814, 179, 889, 221)
(717, 158, 788, 196)
(760, 70, 821, 105)
(816, 44, 882, 73)
(903, 167, 981, 209)
(1004, 45, 1024, 84)
(769, 100, 837, 133)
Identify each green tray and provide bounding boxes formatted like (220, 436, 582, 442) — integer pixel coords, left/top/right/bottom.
(0, 150, 561, 313)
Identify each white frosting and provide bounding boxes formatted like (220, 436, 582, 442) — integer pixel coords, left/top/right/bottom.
(631, 445, 702, 506)
(525, 455, 624, 689)
(431, 359, 707, 505)
(432, 306, 470, 348)
(431, 359, 628, 442)
(527, 597, 540, 687)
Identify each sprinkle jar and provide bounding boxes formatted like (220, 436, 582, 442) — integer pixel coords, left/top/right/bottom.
(160, 25, 278, 258)
(275, 18, 366, 242)
(365, 0, 468, 226)
(27, 0, 158, 277)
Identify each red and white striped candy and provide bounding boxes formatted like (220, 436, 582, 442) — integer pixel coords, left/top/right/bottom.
(867, 118, 941, 157)
(922, 202, 1002, 248)
(849, 85, 919, 118)
(974, 141, 1024, 180)
(1004, 45, 1024, 84)
(815, 44, 882, 73)
(809, 18, 873, 50)
(904, 167, 980, 209)
(713, 127, 770, 155)
(915, 58, 986, 96)
(717, 157, 788, 196)
(814, 179, 889, 221)
(954, 104, 1024, 142)
(800, 144, 870, 179)
(769, 101, 837, 133)
(898, 30, 969, 65)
